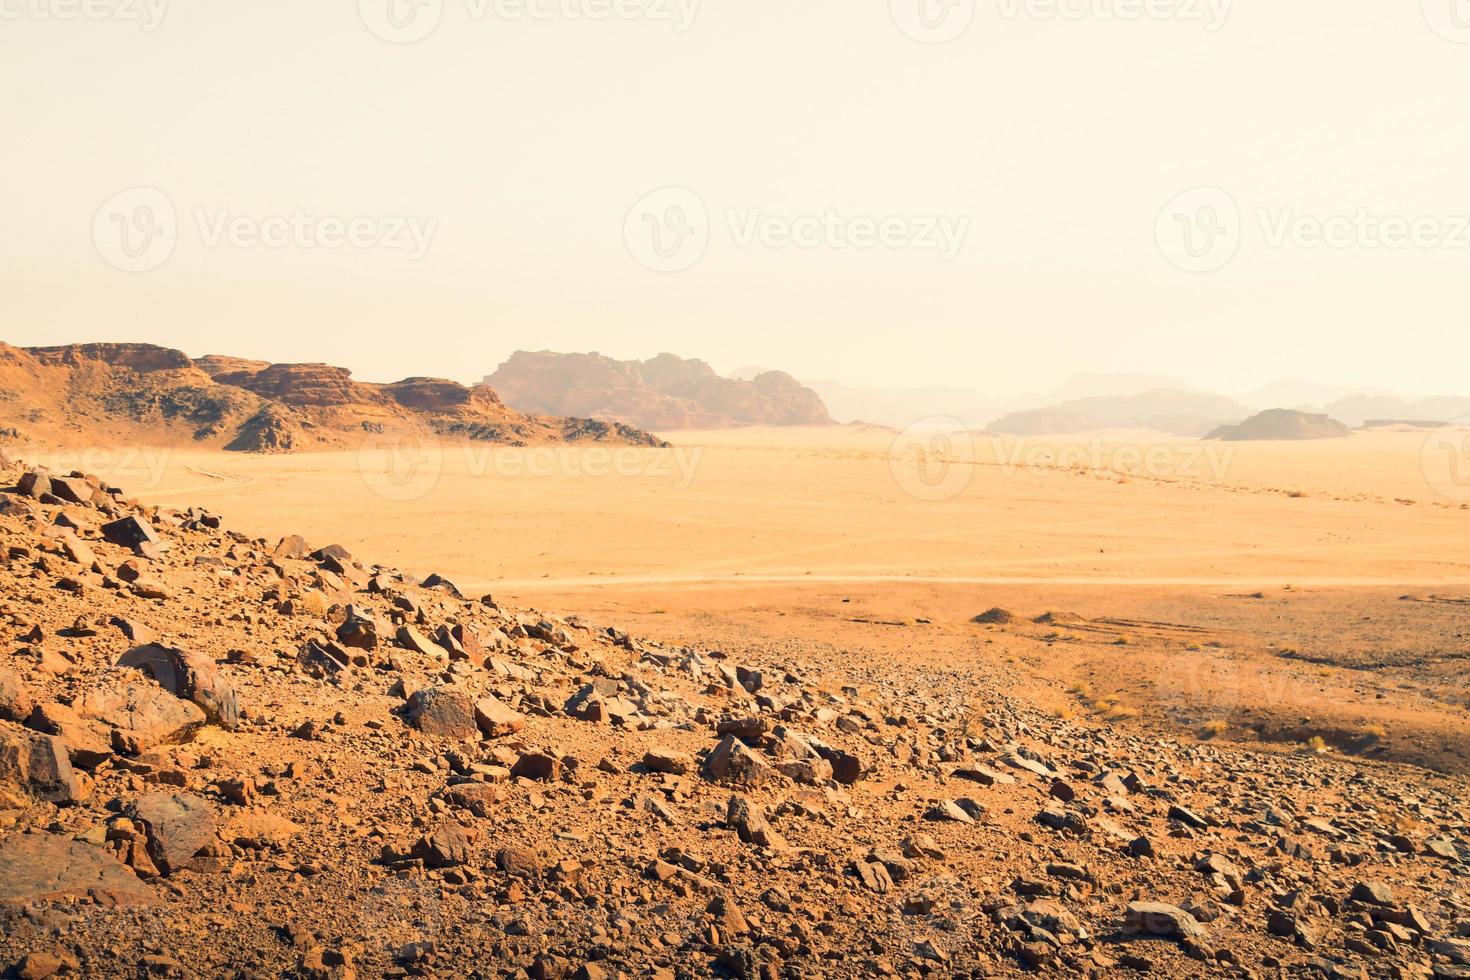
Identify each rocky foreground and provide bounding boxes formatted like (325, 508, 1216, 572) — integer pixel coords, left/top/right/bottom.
(0, 455, 1466, 979)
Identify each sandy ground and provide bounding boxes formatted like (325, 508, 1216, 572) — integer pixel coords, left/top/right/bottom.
(52, 424, 1470, 590)
(52, 424, 1470, 773)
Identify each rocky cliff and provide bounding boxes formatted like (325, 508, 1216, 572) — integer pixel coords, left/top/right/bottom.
(485, 351, 834, 431)
(0, 343, 664, 453)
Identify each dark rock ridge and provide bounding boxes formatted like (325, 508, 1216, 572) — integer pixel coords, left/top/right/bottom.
(485, 350, 835, 430)
(1205, 408, 1351, 441)
(0, 342, 666, 453)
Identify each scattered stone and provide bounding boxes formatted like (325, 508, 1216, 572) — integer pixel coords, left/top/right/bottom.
(473, 695, 525, 738)
(643, 749, 696, 775)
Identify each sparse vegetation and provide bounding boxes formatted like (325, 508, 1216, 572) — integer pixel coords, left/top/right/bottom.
(1198, 719, 1229, 740)
(300, 591, 327, 617)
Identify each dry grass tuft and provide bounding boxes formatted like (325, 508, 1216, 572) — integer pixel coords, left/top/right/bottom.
(1198, 719, 1229, 740)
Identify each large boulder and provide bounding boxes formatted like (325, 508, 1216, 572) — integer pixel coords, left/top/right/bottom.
(0, 671, 34, 722)
(412, 822, 478, 868)
(701, 735, 778, 787)
(49, 476, 99, 506)
(406, 686, 478, 739)
(1123, 902, 1206, 941)
(0, 728, 80, 804)
(117, 644, 241, 729)
(16, 472, 51, 500)
(0, 832, 159, 907)
(74, 672, 206, 756)
(25, 702, 114, 768)
(336, 606, 383, 651)
(101, 516, 162, 550)
(126, 792, 218, 875)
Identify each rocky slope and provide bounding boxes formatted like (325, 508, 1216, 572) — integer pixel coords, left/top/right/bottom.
(0, 454, 1466, 978)
(485, 352, 834, 431)
(0, 343, 663, 454)
(1206, 410, 1351, 442)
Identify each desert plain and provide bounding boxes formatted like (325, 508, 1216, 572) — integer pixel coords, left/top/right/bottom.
(61, 423, 1470, 774)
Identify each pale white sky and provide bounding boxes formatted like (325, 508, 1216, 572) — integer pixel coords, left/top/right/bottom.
(2, 0, 1466, 397)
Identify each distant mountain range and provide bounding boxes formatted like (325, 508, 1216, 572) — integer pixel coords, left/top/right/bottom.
(0, 343, 663, 453)
(765, 370, 1468, 438)
(486, 352, 834, 431)
(988, 390, 1252, 438)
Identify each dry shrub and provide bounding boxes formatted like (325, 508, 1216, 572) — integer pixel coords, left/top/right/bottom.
(1198, 720, 1229, 740)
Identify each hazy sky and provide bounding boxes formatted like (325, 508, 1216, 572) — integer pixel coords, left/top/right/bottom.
(3, 1, 1467, 397)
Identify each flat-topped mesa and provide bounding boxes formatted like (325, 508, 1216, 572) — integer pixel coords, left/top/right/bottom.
(1205, 408, 1351, 441)
(213, 362, 380, 409)
(28, 343, 194, 373)
(385, 377, 505, 414)
(485, 349, 834, 430)
(193, 355, 271, 379)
